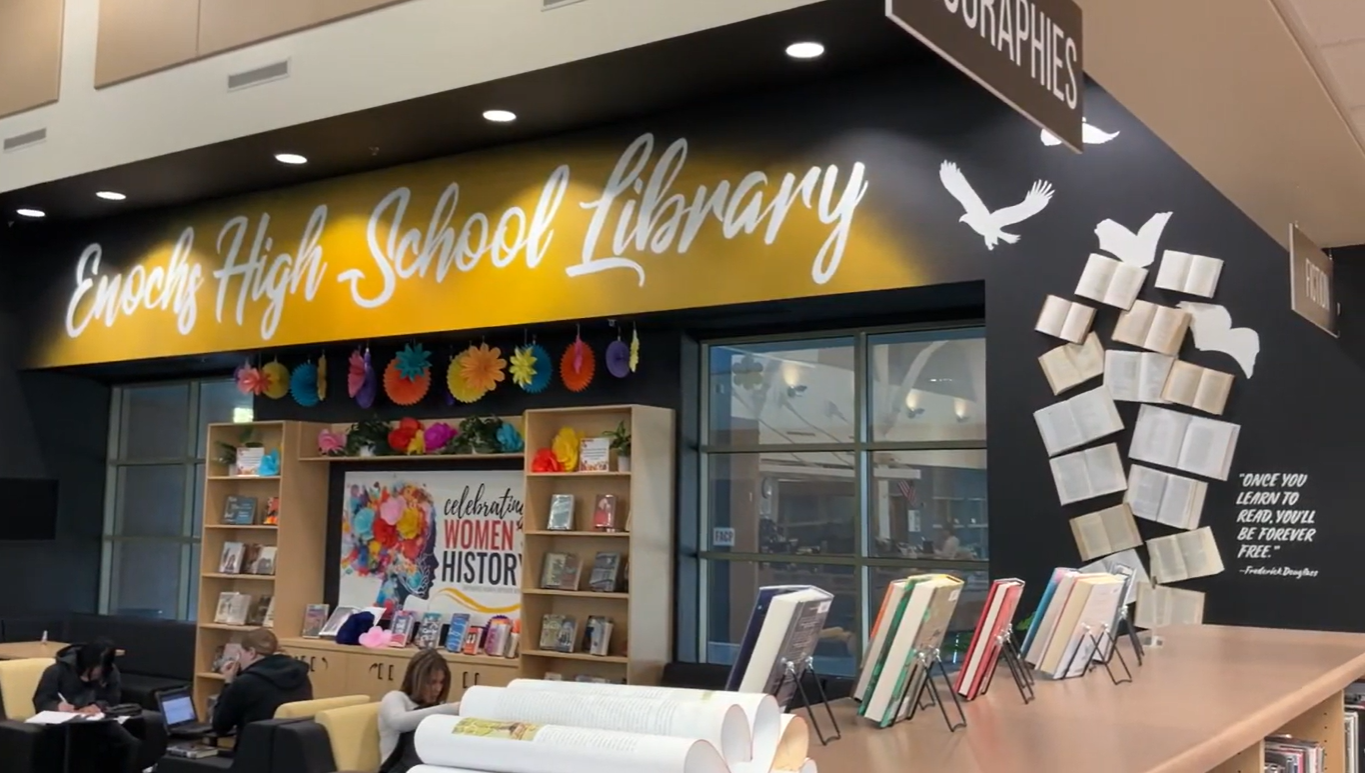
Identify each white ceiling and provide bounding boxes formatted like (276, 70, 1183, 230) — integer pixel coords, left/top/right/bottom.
(1275, 0, 1365, 155)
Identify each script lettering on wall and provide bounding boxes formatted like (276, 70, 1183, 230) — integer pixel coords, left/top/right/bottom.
(1233, 472, 1320, 580)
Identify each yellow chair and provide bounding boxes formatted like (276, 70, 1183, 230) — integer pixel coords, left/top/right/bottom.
(316, 702, 381, 773)
(0, 658, 52, 721)
(274, 694, 368, 720)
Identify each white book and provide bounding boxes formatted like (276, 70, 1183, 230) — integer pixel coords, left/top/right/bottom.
(1048, 443, 1127, 505)
(457, 686, 752, 768)
(860, 575, 961, 725)
(1135, 584, 1205, 629)
(1069, 504, 1142, 562)
(1154, 250, 1223, 298)
(412, 714, 731, 773)
(1147, 526, 1224, 583)
(1125, 464, 1207, 530)
(1035, 295, 1097, 344)
(1112, 300, 1191, 356)
(854, 579, 909, 702)
(1075, 253, 1148, 309)
(1049, 575, 1125, 679)
(735, 588, 834, 703)
(1160, 360, 1234, 416)
(1129, 404, 1241, 481)
(1104, 350, 1174, 403)
(1033, 385, 1124, 457)
(1079, 548, 1150, 606)
(1038, 333, 1105, 395)
(1024, 570, 1079, 666)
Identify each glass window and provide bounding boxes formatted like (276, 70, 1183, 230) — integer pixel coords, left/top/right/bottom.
(103, 379, 246, 620)
(699, 327, 986, 677)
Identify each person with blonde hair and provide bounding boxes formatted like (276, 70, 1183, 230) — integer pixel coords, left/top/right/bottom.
(379, 649, 461, 773)
(212, 628, 312, 743)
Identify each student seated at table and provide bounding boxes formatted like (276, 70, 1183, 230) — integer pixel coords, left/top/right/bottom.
(378, 649, 462, 773)
(32, 638, 142, 773)
(212, 628, 312, 744)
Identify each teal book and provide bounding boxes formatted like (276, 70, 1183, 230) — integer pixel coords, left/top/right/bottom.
(858, 575, 930, 719)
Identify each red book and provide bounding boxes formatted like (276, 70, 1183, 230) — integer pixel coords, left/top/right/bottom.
(954, 579, 1025, 700)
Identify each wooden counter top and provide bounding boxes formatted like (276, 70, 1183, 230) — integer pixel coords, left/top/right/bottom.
(279, 636, 520, 668)
(808, 625, 1365, 773)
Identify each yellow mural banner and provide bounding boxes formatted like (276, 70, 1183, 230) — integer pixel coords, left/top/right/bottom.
(36, 131, 931, 367)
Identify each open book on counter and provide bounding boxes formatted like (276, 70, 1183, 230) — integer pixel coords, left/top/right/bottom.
(409, 679, 816, 773)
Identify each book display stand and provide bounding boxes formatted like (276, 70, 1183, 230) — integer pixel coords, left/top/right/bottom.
(892, 648, 967, 733)
(976, 630, 1035, 705)
(774, 656, 842, 746)
(1058, 623, 1133, 686)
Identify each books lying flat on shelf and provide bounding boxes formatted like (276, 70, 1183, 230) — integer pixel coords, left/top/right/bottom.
(301, 604, 330, 638)
(1130, 404, 1241, 481)
(1127, 464, 1208, 530)
(1036, 573, 1125, 680)
(859, 574, 964, 727)
(953, 578, 1024, 700)
(1036, 295, 1097, 344)
(1160, 360, 1234, 415)
(222, 496, 258, 525)
(1033, 385, 1123, 456)
(1156, 566, 1214, 636)
(732, 587, 834, 709)
(1049, 443, 1127, 505)
(1155, 250, 1223, 298)
(1076, 252, 1147, 309)
(1148, 527, 1224, 583)
(1069, 503, 1143, 562)
(1038, 333, 1105, 395)
(1079, 549, 1150, 606)
(1112, 300, 1191, 356)
(1105, 350, 1174, 403)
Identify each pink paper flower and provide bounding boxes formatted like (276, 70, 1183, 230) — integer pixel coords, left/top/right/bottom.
(317, 429, 347, 454)
(379, 496, 404, 525)
(358, 626, 393, 649)
(424, 422, 456, 452)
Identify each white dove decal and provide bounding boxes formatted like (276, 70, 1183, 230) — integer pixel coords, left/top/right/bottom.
(1041, 120, 1121, 147)
(1095, 212, 1173, 267)
(939, 161, 1054, 250)
(1178, 301, 1260, 378)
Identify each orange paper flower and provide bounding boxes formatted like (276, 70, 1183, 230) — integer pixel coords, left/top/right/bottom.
(560, 339, 595, 393)
(384, 361, 430, 406)
(446, 357, 487, 404)
(460, 344, 507, 394)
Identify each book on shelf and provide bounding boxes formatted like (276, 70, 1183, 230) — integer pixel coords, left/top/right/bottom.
(1036, 573, 1124, 680)
(1035, 295, 1096, 344)
(585, 616, 614, 657)
(1049, 443, 1126, 505)
(730, 586, 834, 710)
(859, 575, 963, 727)
(1345, 705, 1361, 773)
(726, 585, 815, 693)
(1265, 736, 1324, 773)
(1147, 526, 1224, 583)
(319, 606, 357, 638)
(1135, 583, 1205, 628)
(593, 494, 619, 532)
(484, 616, 513, 658)
(1104, 350, 1174, 403)
(1126, 465, 1208, 530)
(953, 578, 1024, 701)
(1033, 384, 1123, 456)
(1154, 250, 1223, 298)
(241, 545, 261, 575)
(1038, 333, 1104, 395)
(414, 612, 445, 650)
(1079, 548, 1150, 606)
(1076, 252, 1147, 309)
(539, 615, 579, 653)
(1160, 360, 1234, 415)
(301, 604, 330, 638)
(546, 494, 575, 531)
(222, 496, 258, 525)
(246, 595, 272, 627)
(250, 546, 277, 576)
(462, 626, 485, 656)
(579, 438, 611, 472)
(263, 496, 280, 526)
(214, 592, 252, 626)
(1112, 300, 1191, 356)
(445, 614, 471, 653)
(1069, 503, 1142, 562)
(235, 447, 265, 476)
(588, 552, 624, 592)
(1130, 404, 1240, 481)
(390, 610, 417, 647)
(218, 542, 245, 575)
(262, 595, 276, 629)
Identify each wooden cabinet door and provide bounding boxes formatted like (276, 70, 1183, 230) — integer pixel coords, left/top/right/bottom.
(450, 662, 519, 700)
(288, 647, 349, 700)
(345, 652, 407, 701)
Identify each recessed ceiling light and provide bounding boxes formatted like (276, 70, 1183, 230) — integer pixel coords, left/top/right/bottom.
(274, 153, 308, 165)
(96, 191, 127, 201)
(15, 208, 44, 218)
(482, 109, 517, 123)
(785, 41, 825, 59)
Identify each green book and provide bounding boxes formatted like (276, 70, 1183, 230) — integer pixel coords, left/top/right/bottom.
(857, 574, 930, 718)
(879, 576, 963, 727)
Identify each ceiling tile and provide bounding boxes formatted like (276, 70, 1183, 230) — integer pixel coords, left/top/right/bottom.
(1319, 39, 1365, 106)
(1282, 0, 1365, 47)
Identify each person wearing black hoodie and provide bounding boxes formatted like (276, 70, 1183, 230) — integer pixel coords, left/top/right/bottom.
(32, 638, 141, 773)
(212, 627, 312, 745)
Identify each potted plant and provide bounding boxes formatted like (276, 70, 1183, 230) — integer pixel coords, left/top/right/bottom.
(216, 427, 262, 476)
(456, 416, 502, 454)
(347, 418, 392, 457)
(604, 421, 631, 472)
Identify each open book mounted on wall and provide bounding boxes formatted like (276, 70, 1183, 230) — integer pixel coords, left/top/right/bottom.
(1130, 405, 1241, 481)
(1036, 295, 1096, 344)
(1033, 385, 1124, 457)
(1049, 443, 1127, 505)
(1161, 361, 1234, 416)
(1126, 465, 1208, 531)
(1154, 250, 1223, 298)
(1113, 300, 1191, 356)
(1076, 253, 1148, 310)
(1070, 503, 1143, 562)
(1039, 333, 1104, 395)
(1147, 526, 1224, 583)
(1105, 350, 1174, 403)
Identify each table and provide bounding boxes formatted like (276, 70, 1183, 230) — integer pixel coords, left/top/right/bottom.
(807, 625, 1365, 773)
(0, 641, 69, 660)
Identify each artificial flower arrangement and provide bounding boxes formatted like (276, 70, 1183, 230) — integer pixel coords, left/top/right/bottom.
(316, 415, 525, 457)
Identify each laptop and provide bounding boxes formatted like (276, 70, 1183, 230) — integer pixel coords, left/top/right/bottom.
(156, 688, 213, 738)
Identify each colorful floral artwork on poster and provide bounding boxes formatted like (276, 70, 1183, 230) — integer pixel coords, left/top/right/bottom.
(338, 470, 524, 625)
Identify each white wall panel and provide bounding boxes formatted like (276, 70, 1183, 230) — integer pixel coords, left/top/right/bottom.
(0, 0, 824, 193)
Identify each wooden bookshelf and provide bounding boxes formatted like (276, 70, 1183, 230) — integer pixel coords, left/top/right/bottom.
(520, 405, 675, 686)
(192, 421, 329, 719)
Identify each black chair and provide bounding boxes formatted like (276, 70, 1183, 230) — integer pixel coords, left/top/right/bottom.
(0, 615, 69, 643)
(155, 719, 299, 773)
(66, 614, 195, 709)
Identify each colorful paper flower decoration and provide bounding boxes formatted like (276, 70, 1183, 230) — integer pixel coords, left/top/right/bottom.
(262, 361, 291, 400)
(395, 343, 433, 381)
(348, 350, 367, 398)
(317, 429, 347, 455)
(235, 362, 265, 396)
(552, 426, 583, 471)
(531, 448, 563, 473)
(387, 418, 424, 454)
(446, 354, 487, 404)
(630, 328, 640, 372)
(513, 344, 553, 394)
(290, 361, 320, 407)
(358, 626, 394, 649)
(259, 449, 281, 477)
(317, 354, 328, 402)
(384, 361, 430, 406)
(357, 355, 378, 409)
(461, 343, 507, 394)
(606, 339, 631, 378)
(510, 346, 535, 388)
(560, 338, 595, 393)
(424, 422, 457, 452)
(496, 422, 525, 453)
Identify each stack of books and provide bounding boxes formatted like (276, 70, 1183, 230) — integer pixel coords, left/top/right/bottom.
(853, 574, 963, 727)
(953, 578, 1025, 700)
(1019, 568, 1128, 680)
(1264, 735, 1325, 772)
